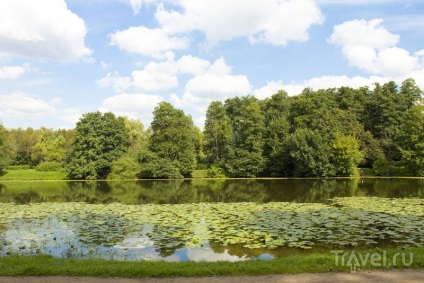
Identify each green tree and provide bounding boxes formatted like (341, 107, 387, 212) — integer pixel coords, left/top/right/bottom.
(398, 102, 424, 176)
(4, 127, 38, 166)
(282, 128, 334, 177)
(123, 118, 146, 158)
(148, 102, 197, 177)
(0, 122, 6, 171)
(31, 128, 66, 164)
(260, 90, 291, 175)
(203, 101, 234, 166)
(107, 156, 142, 180)
(331, 132, 363, 176)
(223, 96, 265, 177)
(66, 111, 129, 180)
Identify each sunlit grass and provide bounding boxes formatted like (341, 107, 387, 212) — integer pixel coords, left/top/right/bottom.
(0, 169, 67, 180)
(0, 247, 423, 277)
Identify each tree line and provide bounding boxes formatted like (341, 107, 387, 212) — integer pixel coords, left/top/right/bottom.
(0, 78, 423, 179)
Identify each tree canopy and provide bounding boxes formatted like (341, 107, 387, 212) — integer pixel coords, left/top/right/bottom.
(1, 78, 422, 179)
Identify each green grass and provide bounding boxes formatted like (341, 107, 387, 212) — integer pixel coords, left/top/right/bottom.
(0, 247, 423, 277)
(0, 169, 67, 180)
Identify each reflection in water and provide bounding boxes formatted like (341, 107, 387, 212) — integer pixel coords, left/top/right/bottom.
(1, 178, 424, 204)
(1, 178, 424, 261)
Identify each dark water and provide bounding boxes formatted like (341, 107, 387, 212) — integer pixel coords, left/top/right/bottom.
(1, 178, 424, 205)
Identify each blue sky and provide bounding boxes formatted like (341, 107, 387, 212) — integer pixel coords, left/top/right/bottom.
(1, 0, 424, 129)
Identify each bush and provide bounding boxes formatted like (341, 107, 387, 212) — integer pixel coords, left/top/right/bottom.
(206, 166, 226, 178)
(6, 165, 31, 170)
(35, 161, 64, 172)
(140, 158, 183, 179)
(107, 157, 141, 180)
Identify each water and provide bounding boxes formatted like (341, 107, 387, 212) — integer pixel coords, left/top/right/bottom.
(1, 178, 424, 204)
(1, 178, 423, 261)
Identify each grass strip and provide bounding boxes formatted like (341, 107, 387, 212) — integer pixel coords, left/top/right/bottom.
(0, 169, 67, 181)
(1, 248, 423, 277)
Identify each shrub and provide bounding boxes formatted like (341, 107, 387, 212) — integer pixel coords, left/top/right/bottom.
(35, 161, 64, 172)
(206, 166, 226, 178)
(107, 157, 141, 180)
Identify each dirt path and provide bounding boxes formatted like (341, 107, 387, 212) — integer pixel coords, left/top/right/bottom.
(1, 270, 424, 283)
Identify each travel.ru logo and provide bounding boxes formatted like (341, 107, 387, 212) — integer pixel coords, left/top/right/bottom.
(331, 250, 414, 272)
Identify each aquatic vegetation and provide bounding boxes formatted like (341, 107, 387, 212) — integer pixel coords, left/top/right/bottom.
(0, 197, 423, 261)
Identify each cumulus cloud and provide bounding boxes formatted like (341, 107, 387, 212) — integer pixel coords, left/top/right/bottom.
(98, 54, 211, 92)
(0, 0, 91, 61)
(0, 92, 56, 121)
(328, 19, 421, 76)
(0, 66, 26, 79)
(112, 0, 324, 56)
(97, 72, 132, 93)
(101, 93, 163, 124)
(171, 57, 251, 113)
(156, 0, 324, 46)
(109, 27, 189, 57)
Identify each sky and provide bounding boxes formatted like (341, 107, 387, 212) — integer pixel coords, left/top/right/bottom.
(0, 0, 424, 130)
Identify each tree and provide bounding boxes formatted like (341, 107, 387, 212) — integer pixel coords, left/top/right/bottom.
(66, 111, 129, 180)
(31, 128, 66, 164)
(203, 101, 234, 166)
(398, 102, 424, 176)
(0, 122, 6, 171)
(148, 102, 197, 177)
(260, 90, 291, 175)
(282, 128, 334, 177)
(4, 127, 38, 166)
(223, 96, 265, 177)
(123, 118, 146, 158)
(331, 132, 363, 176)
(107, 156, 142, 180)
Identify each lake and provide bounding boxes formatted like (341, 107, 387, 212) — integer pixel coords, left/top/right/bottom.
(1, 178, 423, 261)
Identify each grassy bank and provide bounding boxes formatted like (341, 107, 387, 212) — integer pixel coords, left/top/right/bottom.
(0, 247, 423, 277)
(0, 169, 67, 181)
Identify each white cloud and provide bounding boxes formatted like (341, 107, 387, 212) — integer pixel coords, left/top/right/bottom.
(171, 57, 251, 114)
(0, 92, 56, 121)
(130, 0, 142, 14)
(112, 0, 323, 56)
(156, 0, 324, 46)
(98, 55, 211, 93)
(317, 0, 401, 5)
(109, 26, 189, 57)
(328, 19, 422, 76)
(0, 0, 91, 61)
(101, 93, 163, 124)
(132, 60, 178, 91)
(0, 66, 26, 79)
(97, 72, 132, 93)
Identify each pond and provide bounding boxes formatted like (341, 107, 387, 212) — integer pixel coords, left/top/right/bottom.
(0, 178, 424, 261)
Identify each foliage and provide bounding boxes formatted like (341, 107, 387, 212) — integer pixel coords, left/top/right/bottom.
(31, 128, 66, 164)
(223, 96, 266, 177)
(282, 128, 334, 177)
(203, 101, 234, 165)
(206, 165, 226, 178)
(66, 112, 129, 180)
(35, 161, 64, 172)
(139, 151, 183, 179)
(149, 102, 197, 177)
(397, 102, 424, 176)
(107, 156, 141, 180)
(330, 132, 363, 176)
(0, 122, 6, 172)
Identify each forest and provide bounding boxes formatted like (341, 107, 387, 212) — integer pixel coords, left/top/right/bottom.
(0, 78, 423, 179)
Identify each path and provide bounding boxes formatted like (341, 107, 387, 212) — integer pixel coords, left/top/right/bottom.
(1, 270, 424, 283)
